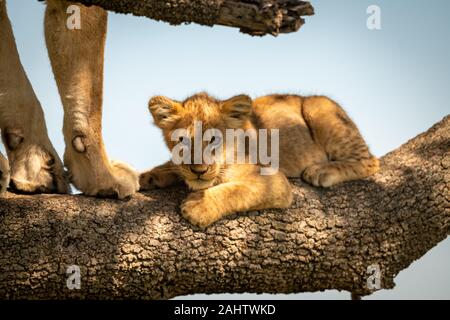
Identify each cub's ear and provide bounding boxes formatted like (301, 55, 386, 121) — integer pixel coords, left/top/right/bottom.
(221, 94, 253, 128)
(148, 96, 183, 129)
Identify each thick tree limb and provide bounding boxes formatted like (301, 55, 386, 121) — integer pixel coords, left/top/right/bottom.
(0, 115, 449, 299)
(63, 0, 315, 36)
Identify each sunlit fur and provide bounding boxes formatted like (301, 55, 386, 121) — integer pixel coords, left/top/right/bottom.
(0, 1, 68, 194)
(148, 93, 259, 191)
(0, 150, 10, 195)
(0, 0, 139, 198)
(141, 92, 379, 228)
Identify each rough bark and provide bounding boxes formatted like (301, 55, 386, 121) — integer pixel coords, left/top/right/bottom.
(0, 115, 449, 299)
(61, 0, 315, 36)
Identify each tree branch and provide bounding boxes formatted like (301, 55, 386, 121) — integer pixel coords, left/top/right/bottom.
(0, 115, 449, 299)
(65, 0, 315, 36)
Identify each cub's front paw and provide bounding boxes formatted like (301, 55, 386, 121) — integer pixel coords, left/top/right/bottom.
(139, 171, 157, 191)
(302, 163, 340, 188)
(180, 191, 221, 228)
(0, 153, 10, 196)
(139, 165, 178, 191)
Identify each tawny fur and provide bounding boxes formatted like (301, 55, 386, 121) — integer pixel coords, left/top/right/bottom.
(0, 0, 68, 194)
(0, 150, 10, 195)
(0, 0, 139, 198)
(141, 93, 379, 228)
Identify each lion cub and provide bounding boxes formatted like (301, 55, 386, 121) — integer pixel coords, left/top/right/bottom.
(140, 93, 379, 228)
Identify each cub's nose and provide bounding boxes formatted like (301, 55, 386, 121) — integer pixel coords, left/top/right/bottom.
(190, 164, 209, 175)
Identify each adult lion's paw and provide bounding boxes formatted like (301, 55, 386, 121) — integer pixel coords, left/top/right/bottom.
(3, 130, 69, 194)
(180, 191, 221, 229)
(0, 152, 10, 196)
(103, 160, 140, 199)
(63, 132, 139, 199)
(71, 158, 139, 200)
(302, 163, 340, 188)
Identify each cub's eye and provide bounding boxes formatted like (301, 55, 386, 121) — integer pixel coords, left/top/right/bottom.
(209, 135, 222, 146)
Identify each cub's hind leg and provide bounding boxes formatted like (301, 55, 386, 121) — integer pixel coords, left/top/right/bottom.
(301, 96, 379, 187)
(0, 150, 10, 195)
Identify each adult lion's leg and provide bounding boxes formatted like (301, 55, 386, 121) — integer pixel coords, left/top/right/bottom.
(0, 150, 10, 196)
(44, 0, 139, 199)
(0, 0, 69, 194)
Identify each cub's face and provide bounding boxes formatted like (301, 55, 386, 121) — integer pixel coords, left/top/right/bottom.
(148, 93, 252, 190)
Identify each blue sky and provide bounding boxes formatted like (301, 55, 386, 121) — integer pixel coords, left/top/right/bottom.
(3, 0, 449, 299)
